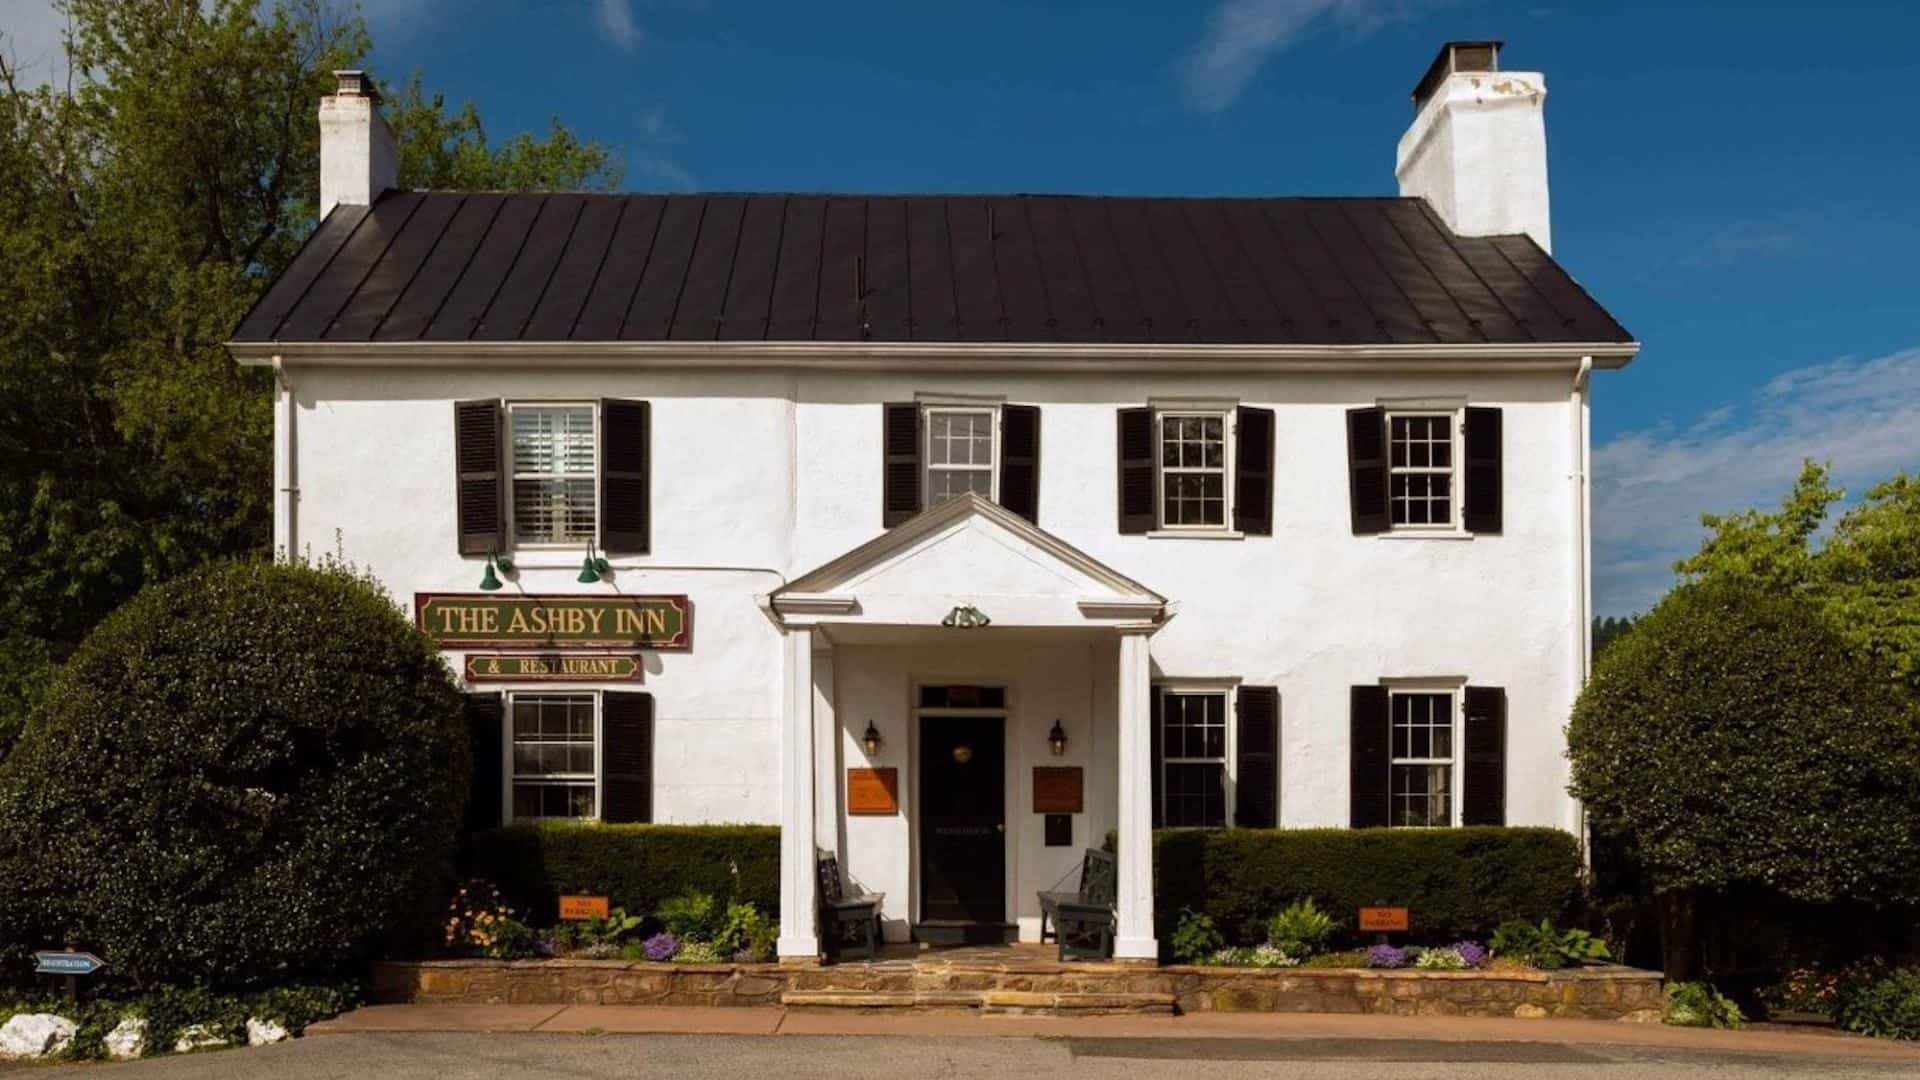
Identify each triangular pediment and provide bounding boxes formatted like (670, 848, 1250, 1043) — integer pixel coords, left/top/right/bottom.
(769, 493, 1165, 627)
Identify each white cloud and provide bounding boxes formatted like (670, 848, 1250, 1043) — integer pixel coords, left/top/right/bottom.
(596, 0, 642, 51)
(1592, 345, 1920, 615)
(0, 0, 73, 88)
(1178, 0, 1442, 112)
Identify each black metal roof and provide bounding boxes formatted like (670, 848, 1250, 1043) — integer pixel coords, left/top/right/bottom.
(232, 192, 1631, 346)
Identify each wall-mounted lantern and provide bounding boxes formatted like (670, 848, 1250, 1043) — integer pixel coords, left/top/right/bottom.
(861, 720, 883, 757)
(1048, 719, 1068, 757)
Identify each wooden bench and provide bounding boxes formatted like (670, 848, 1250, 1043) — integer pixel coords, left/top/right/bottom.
(1037, 848, 1117, 961)
(816, 854, 884, 962)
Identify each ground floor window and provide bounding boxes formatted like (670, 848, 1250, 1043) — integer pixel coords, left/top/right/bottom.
(1390, 689, 1455, 827)
(1159, 688, 1228, 827)
(510, 692, 598, 820)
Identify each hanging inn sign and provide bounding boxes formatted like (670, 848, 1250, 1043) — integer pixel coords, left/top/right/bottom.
(416, 594, 691, 650)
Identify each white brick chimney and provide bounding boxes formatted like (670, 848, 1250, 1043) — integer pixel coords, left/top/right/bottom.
(1395, 41, 1551, 253)
(318, 70, 397, 219)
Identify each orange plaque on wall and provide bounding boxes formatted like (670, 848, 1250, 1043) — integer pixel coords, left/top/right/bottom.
(846, 768, 899, 815)
(1032, 767, 1084, 814)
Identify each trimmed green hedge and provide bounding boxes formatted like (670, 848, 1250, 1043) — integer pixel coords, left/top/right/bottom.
(466, 822, 779, 925)
(1152, 827, 1584, 945)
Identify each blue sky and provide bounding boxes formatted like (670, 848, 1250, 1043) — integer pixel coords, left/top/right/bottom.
(7, 0, 1916, 614)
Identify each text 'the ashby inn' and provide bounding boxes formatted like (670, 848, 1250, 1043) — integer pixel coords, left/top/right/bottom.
(227, 43, 1636, 961)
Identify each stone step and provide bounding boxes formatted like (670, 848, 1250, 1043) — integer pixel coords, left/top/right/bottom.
(780, 989, 1175, 1016)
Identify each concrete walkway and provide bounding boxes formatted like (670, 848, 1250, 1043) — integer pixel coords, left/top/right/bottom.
(308, 1004, 1920, 1062)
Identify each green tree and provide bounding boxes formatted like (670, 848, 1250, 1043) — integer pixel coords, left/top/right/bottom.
(0, 559, 467, 986)
(1676, 461, 1920, 694)
(1591, 615, 1638, 659)
(1567, 579, 1920, 979)
(0, 0, 618, 755)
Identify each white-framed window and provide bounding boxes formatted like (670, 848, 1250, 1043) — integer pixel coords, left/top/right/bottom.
(1158, 687, 1231, 827)
(509, 691, 599, 820)
(1157, 411, 1230, 529)
(924, 406, 997, 506)
(509, 403, 597, 546)
(1389, 689, 1456, 827)
(1387, 411, 1458, 529)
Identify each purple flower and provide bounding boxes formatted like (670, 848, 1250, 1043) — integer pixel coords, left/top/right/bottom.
(1454, 941, 1489, 967)
(1367, 944, 1407, 969)
(643, 932, 680, 962)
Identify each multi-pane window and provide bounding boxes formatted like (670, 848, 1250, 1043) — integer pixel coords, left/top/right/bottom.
(1158, 412, 1228, 528)
(924, 407, 997, 505)
(1160, 690, 1228, 827)
(1388, 412, 1455, 527)
(1390, 691, 1455, 827)
(511, 693, 597, 820)
(510, 404, 596, 545)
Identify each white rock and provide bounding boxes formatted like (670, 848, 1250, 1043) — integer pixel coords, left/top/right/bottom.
(172, 1023, 228, 1053)
(0, 1013, 78, 1059)
(104, 1017, 147, 1060)
(245, 1017, 289, 1046)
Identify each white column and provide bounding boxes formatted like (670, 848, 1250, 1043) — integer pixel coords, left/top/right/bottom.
(776, 626, 820, 960)
(1113, 629, 1158, 960)
(812, 639, 840, 854)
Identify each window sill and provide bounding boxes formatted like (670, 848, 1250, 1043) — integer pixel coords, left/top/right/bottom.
(1375, 529, 1474, 541)
(1146, 529, 1245, 541)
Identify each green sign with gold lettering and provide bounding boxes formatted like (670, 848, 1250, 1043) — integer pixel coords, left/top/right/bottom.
(416, 594, 690, 649)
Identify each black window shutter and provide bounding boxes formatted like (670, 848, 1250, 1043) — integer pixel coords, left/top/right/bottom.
(1235, 685, 1279, 828)
(998, 404, 1041, 524)
(1233, 406, 1274, 536)
(463, 692, 504, 832)
(1463, 686, 1507, 826)
(601, 690, 655, 824)
(454, 399, 504, 555)
(882, 403, 921, 527)
(1346, 407, 1388, 535)
(1349, 685, 1391, 828)
(1149, 685, 1164, 828)
(600, 399, 650, 555)
(1117, 407, 1155, 534)
(1464, 406, 1503, 535)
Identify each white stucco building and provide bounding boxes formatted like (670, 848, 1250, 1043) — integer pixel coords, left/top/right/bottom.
(229, 41, 1636, 961)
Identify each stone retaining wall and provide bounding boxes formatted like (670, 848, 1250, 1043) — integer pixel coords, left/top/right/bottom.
(1163, 964, 1665, 1021)
(375, 959, 1663, 1021)
(374, 959, 792, 1007)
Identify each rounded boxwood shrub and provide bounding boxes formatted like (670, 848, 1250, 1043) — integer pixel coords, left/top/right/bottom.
(1569, 579, 1920, 978)
(0, 559, 467, 988)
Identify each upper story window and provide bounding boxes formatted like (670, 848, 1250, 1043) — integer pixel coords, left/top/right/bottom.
(1117, 405, 1272, 537)
(510, 692, 598, 820)
(924, 406, 997, 505)
(1158, 412, 1229, 529)
(455, 398, 649, 558)
(1389, 689, 1455, 827)
(1387, 412, 1456, 529)
(509, 404, 596, 546)
(883, 402, 1040, 527)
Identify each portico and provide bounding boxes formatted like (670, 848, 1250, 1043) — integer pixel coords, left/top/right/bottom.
(762, 493, 1169, 961)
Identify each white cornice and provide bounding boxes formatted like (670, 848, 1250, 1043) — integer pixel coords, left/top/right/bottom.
(227, 339, 1639, 372)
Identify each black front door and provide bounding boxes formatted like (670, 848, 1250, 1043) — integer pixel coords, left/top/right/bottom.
(918, 715, 1006, 925)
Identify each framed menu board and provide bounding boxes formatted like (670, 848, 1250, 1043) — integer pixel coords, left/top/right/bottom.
(847, 767, 899, 815)
(1032, 767, 1084, 814)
